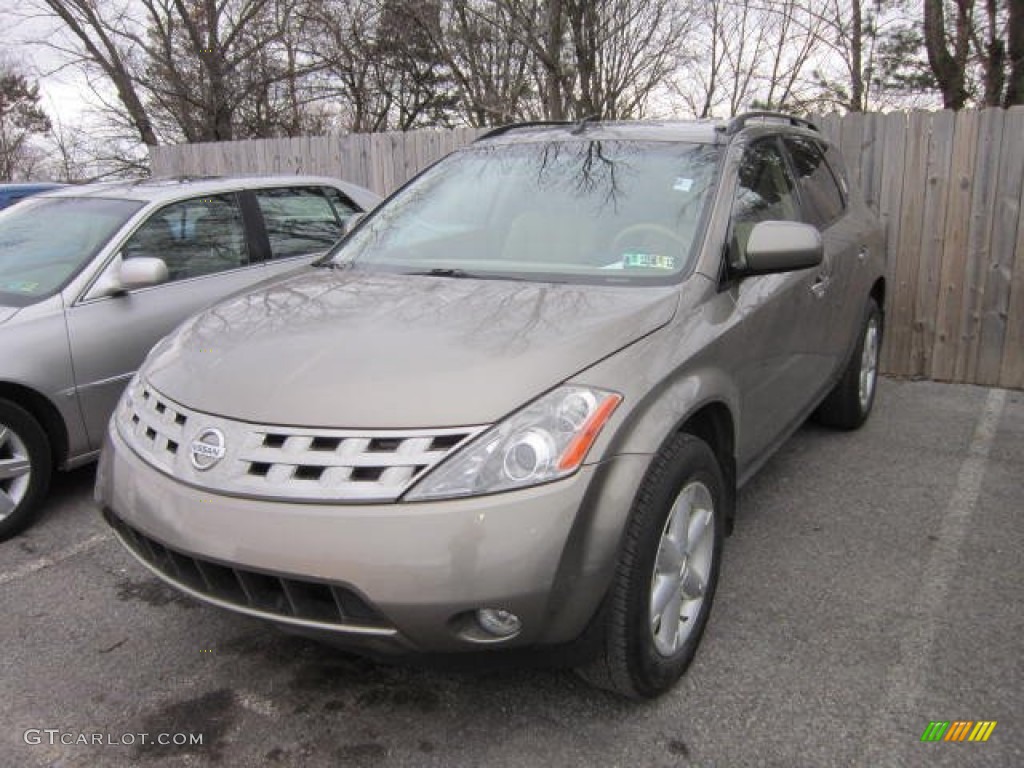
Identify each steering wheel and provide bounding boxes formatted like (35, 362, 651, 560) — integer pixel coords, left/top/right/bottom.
(611, 223, 687, 254)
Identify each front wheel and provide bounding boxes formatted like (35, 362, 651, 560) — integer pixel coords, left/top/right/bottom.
(0, 400, 52, 541)
(577, 434, 727, 698)
(815, 298, 882, 430)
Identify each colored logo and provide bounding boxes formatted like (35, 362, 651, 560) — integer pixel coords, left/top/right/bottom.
(190, 428, 226, 471)
(921, 721, 997, 742)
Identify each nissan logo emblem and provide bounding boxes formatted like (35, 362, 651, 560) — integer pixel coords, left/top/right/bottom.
(190, 428, 226, 471)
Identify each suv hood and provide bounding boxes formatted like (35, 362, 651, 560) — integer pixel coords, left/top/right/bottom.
(144, 269, 679, 428)
(0, 306, 19, 325)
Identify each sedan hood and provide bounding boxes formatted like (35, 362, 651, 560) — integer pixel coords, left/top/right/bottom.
(0, 306, 18, 325)
(145, 269, 679, 428)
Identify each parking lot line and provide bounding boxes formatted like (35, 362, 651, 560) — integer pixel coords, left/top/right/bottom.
(860, 387, 1007, 765)
(0, 532, 110, 587)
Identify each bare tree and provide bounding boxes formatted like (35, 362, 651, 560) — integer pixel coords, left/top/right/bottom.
(673, 0, 824, 117)
(32, 0, 326, 144)
(301, 0, 456, 132)
(401, 0, 535, 126)
(923, 0, 976, 108)
(0, 61, 52, 180)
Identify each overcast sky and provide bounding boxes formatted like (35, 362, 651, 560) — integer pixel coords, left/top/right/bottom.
(2, 0, 97, 124)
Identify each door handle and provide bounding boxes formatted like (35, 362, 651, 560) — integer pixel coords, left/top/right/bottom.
(810, 274, 830, 298)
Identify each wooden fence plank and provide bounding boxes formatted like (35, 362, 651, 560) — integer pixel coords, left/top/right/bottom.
(956, 108, 1005, 382)
(912, 110, 955, 377)
(877, 111, 909, 373)
(975, 107, 1024, 384)
(856, 114, 883, 213)
(1000, 160, 1024, 389)
(931, 110, 980, 381)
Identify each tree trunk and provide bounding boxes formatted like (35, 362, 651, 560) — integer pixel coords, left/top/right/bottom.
(850, 0, 864, 111)
(922, 0, 971, 110)
(1008, 0, 1024, 105)
(545, 0, 564, 120)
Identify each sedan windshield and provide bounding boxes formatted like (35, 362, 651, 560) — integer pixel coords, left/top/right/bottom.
(334, 140, 721, 284)
(0, 197, 144, 306)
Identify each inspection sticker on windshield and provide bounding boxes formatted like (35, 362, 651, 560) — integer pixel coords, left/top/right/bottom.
(2, 281, 39, 293)
(622, 252, 675, 270)
(673, 177, 694, 192)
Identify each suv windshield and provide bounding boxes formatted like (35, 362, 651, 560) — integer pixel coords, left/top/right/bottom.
(0, 197, 144, 306)
(334, 140, 721, 284)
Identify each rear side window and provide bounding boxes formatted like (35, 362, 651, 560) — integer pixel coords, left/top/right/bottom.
(255, 187, 347, 260)
(783, 137, 845, 228)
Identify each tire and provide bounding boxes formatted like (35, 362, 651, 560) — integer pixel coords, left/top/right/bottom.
(0, 400, 52, 541)
(577, 434, 727, 698)
(815, 298, 882, 430)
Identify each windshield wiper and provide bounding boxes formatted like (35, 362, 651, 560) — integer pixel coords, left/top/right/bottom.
(403, 268, 532, 282)
(312, 258, 352, 270)
(405, 267, 475, 278)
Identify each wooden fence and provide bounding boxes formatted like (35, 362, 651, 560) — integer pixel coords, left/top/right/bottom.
(150, 109, 1024, 390)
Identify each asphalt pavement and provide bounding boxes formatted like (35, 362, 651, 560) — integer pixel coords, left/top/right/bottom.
(1, 378, 1021, 768)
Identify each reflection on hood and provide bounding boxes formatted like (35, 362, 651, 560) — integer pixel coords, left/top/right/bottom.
(145, 269, 680, 428)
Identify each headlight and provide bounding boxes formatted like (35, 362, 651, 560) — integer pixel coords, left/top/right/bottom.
(405, 386, 622, 501)
(116, 373, 143, 423)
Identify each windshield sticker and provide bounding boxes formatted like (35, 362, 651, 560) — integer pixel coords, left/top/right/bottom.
(622, 252, 676, 270)
(673, 177, 694, 192)
(2, 280, 40, 293)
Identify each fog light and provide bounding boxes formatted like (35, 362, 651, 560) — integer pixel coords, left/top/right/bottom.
(476, 608, 522, 638)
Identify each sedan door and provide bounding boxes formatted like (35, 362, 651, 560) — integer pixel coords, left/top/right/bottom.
(65, 192, 266, 447)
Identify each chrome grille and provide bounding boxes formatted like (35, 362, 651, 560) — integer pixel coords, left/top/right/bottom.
(120, 383, 191, 473)
(117, 380, 484, 502)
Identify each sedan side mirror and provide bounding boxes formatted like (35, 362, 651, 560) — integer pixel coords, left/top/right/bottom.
(740, 221, 823, 276)
(90, 255, 170, 298)
(118, 257, 169, 290)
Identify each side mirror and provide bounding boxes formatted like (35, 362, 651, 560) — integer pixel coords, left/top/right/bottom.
(740, 221, 823, 275)
(341, 212, 365, 236)
(92, 255, 169, 298)
(118, 257, 169, 290)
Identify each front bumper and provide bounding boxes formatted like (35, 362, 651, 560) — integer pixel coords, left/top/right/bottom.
(97, 422, 650, 653)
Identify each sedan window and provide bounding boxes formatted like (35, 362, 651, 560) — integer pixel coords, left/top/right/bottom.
(255, 187, 350, 260)
(122, 194, 249, 282)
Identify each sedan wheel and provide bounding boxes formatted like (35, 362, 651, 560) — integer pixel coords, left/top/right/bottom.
(0, 425, 32, 519)
(0, 400, 51, 541)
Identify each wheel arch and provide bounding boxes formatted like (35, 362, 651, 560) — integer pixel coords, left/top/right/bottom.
(870, 277, 886, 320)
(0, 382, 68, 469)
(672, 401, 737, 535)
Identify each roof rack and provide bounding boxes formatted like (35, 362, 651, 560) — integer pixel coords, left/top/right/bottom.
(725, 111, 819, 135)
(570, 114, 600, 135)
(475, 120, 573, 142)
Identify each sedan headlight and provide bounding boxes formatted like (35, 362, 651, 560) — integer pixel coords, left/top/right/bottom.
(405, 386, 622, 501)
